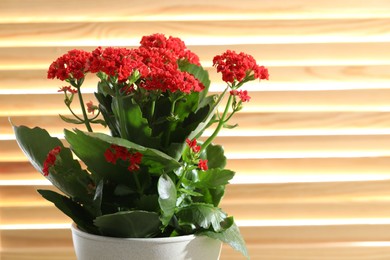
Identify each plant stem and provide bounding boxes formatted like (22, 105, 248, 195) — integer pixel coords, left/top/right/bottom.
(115, 86, 129, 140)
(76, 86, 93, 132)
(201, 93, 233, 152)
(150, 100, 156, 123)
(163, 98, 178, 148)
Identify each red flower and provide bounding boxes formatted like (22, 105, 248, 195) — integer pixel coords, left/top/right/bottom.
(42, 146, 61, 176)
(104, 148, 117, 164)
(212, 50, 269, 83)
(136, 47, 204, 94)
(58, 86, 78, 94)
(104, 145, 143, 172)
(86, 101, 98, 115)
(140, 33, 200, 65)
(89, 47, 148, 83)
(230, 89, 251, 102)
(198, 159, 208, 171)
(128, 152, 143, 171)
(48, 49, 91, 81)
(186, 138, 201, 153)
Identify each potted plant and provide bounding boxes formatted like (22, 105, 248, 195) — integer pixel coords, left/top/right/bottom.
(12, 33, 268, 259)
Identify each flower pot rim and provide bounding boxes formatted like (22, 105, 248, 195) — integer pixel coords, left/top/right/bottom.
(71, 222, 197, 243)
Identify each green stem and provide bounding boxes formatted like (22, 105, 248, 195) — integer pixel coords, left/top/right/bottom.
(76, 86, 93, 132)
(149, 100, 156, 123)
(201, 93, 233, 152)
(163, 98, 178, 148)
(66, 103, 84, 122)
(115, 86, 129, 140)
(176, 164, 189, 189)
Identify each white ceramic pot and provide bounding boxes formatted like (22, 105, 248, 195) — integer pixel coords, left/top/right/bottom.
(71, 223, 222, 260)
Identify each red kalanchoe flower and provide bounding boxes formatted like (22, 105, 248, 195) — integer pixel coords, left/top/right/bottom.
(230, 89, 251, 102)
(48, 49, 91, 81)
(140, 33, 200, 65)
(58, 86, 78, 94)
(42, 146, 61, 176)
(198, 159, 208, 171)
(89, 47, 148, 83)
(212, 50, 269, 83)
(136, 47, 204, 93)
(128, 152, 143, 171)
(104, 145, 143, 172)
(186, 138, 201, 153)
(86, 101, 98, 115)
(104, 148, 117, 164)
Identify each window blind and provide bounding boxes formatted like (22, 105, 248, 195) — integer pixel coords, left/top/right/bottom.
(2, 1, 390, 259)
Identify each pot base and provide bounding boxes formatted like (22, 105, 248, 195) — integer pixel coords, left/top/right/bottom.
(71, 223, 222, 260)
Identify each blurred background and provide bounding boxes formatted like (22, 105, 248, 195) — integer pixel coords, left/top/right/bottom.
(1, 0, 390, 259)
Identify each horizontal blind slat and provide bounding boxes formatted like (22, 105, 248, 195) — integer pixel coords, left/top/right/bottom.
(1, 19, 390, 47)
(2, 43, 390, 70)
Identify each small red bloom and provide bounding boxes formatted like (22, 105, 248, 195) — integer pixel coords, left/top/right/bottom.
(86, 101, 98, 115)
(198, 159, 208, 171)
(58, 86, 78, 94)
(128, 152, 143, 171)
(230, 89, 251, 102)
(104, 145, 143, 172)
(42, 146, 61, 176)
(104, 148, 117, 164)
(186, 138, 201, 153)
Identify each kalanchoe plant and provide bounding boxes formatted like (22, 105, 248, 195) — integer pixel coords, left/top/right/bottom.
(12, 33, 268, 259)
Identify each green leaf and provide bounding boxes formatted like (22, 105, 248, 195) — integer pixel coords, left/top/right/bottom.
(64, 130, 180, 182)
(90, 118, 107, 127)
(200, 221, 249, 259)
(59, 114, 83, 124)
(37, 189, 98, 234)
(136, 194, 159, 212)
(94, 211, 161, 238)
(94, 92, 120, 137)
(223, 123, 239, 129)
(177, 203, 227, 232)
(12, 125, 94, 202)
(207, 185, 225, 207)
(64, 129, 125, 183)
(178, 188, 203, 197)
(201, 143, 227, 169)
(158, 174, 177, 228)
(112, 95, 159, 148)
(194, 168, 235, 189)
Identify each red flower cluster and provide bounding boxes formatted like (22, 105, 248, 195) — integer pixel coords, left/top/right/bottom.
(198, 159, 208, 171)
(136, 35, 203, 93)
(89, 47, 148, 83)
(43, 146, 61, 176)
(86, 101, 98, 114)
(50, 33, 204, 94)
(139, 34, 200, 65)
(230, 89, 251, 102)
(48, 49, 92, 81)
(104, 145, 143, 172)
(185, 138, 208, 170)
(212, 50, 269, 83)
(186, 138, 201, 153)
